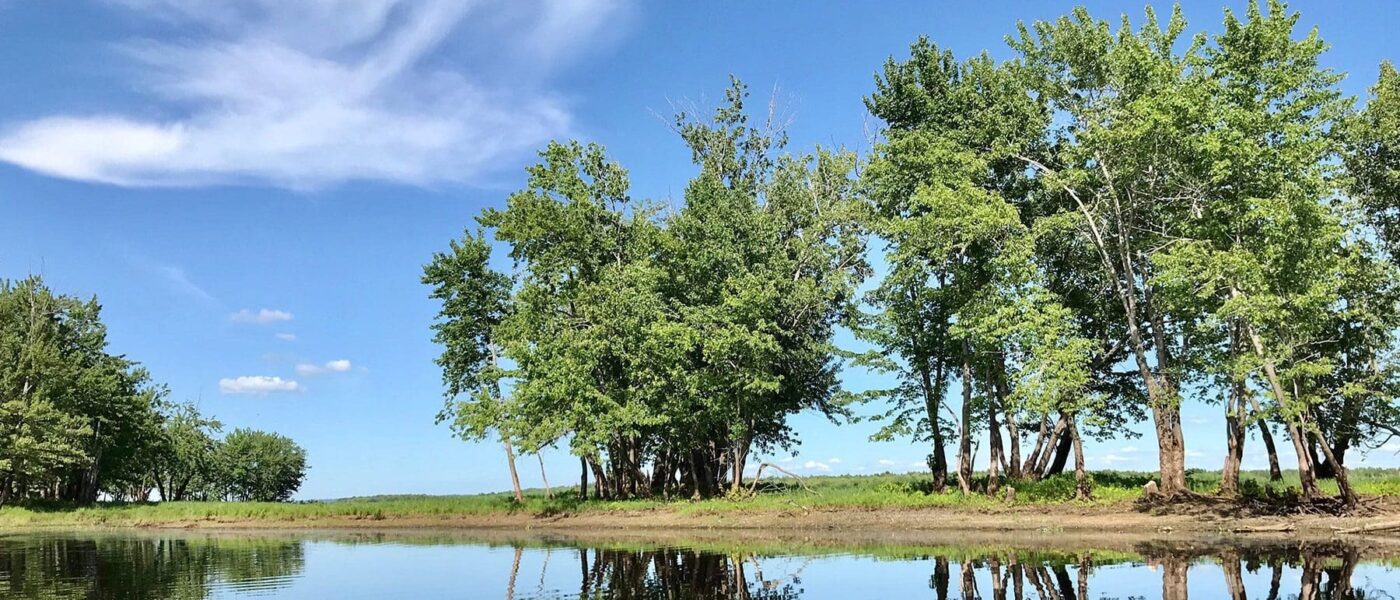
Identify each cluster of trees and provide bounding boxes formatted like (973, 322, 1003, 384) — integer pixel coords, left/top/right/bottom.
(427, 1, 1400, 507)
(856, 0, 1400, 508)
(0, 276, 308, 505)
(424, 83, 869, 500)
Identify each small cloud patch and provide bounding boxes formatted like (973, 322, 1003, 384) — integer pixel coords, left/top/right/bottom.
(296, 359, 353, 376)
(231, 308, 293, 324)
(219, 375, 299, 394)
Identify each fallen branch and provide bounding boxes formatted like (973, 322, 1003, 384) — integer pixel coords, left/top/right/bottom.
(748, 463, 820, 496)
(1230, 523, 1294, 533)
(1337, 520, 1400, 535)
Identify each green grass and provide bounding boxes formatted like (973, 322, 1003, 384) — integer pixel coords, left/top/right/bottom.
(3, 468, 1397, 527)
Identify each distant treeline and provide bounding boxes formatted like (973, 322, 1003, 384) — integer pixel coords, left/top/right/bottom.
(0, 277, 307, 505)
(425, 1, 1400, 506)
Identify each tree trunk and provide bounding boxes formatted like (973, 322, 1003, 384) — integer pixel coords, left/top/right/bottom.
(932, 556, 949, 600)
(987, 369, 1004, 497)
(1161, 553, 1189, 600)
(1046, 423, 1073, 477)
(990, 556, 1005, 600)
(994, 354, 1022, 480)
(1034, 415, 1069, 479)
(730, 429, 752, 495)
(1005, 416, 1022, 481)
(956, 347, 974, 495)
(503, 441, 524, 503)
(1222, 552, 1246, 600)
(538, 454, 553, 500)
(1022, 415, 1050, 477)
(920, 360, 949, 493)
(1266, 560, 1282, 600)
(1152, 400, 1188, 496)
(1070, 416, 1090, 500)
(1309, 417, 1359, 508)
(960, 559, 978, 600)
(578, 456, 589, 501)
(1077, 554, 1091, 600)
(1052, 564, 1076, 600)
(1320, 379, 1364, 479)
(1222, 366, 1246, 498)
(1246, 393, 1285, 481)
(1241, 317, 1320, 500)
(588, 456, 608, 501)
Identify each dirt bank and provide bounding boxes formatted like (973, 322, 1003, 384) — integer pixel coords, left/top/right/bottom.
(68, 501, 1400, 542)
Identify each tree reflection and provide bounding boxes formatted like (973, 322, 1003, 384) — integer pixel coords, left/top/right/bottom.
(0, 535, 303, 599)
(560, 547, 803, 599)
(547, 543, 1381, 600)
(0, 535, 1389, 599)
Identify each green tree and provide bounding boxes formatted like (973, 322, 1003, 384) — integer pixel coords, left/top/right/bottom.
(664, 79, 869, 494)
(862, 40, 1101, 497)
(1007, 5, 1217, 496)
(422, 228, 526, 502)
(150, 402, 222, 502)
(217, 429, 307, 502)
(0, 278, 93, 505)
(1345, 61, 1400, 259)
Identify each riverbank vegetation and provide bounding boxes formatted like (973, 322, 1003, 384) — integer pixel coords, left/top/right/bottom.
(3, 469, 1399, 529)
(0, 278, 309, 505)
(425, 1, 1400, 512)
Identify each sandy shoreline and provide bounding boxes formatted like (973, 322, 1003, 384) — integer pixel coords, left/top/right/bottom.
(13, 503, 1400, 545)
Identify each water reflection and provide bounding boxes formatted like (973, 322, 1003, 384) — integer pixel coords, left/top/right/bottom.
(524, 544, 1393, 600)
(0, 535, 303, 599)
(0, 532, 1395, 599)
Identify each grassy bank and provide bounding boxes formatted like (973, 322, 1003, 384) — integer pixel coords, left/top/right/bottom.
(3, 468, 1398, 529)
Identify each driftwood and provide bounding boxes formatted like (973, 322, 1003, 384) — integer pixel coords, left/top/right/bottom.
(1230, 523, 1295, 533)
(747, 463, 820, 496)
(1337, 520, 1400, 535)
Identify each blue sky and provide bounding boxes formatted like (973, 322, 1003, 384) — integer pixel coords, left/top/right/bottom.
(1, 1, 1396, 499)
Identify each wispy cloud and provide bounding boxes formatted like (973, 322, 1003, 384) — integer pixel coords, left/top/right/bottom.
(127, 254, 219, 306)
(231, 308, 293, 324)
(296, 359, 353, 376)
(274, 333, 297, 342)
(0, 0, 625, 188)
(155, 265, 217, 304)
(802, 460, 831, 472)
(219, 375, 300, 394)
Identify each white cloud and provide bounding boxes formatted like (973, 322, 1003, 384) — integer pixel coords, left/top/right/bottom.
(802, 460, 831, 472)
(219, 375, 300, 394)
(274, 333, 297, 342)
(231, 308, 293, 324)
(1119, 446, 1139, 454)
(1098, 453, 1132, 465)
(0, 0, 625, 188)
(296, 359, 353, 376)
(1382, 441, 1400, 452)
(877, 459, 897, 467)
(827, 457, 842, 464)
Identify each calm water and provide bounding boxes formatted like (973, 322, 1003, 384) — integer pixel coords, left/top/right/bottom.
(0, 531, 1396, 599)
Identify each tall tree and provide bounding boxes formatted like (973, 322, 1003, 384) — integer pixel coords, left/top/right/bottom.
(1009, 5, 1218, 496)
(423, 229, 525, 502)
